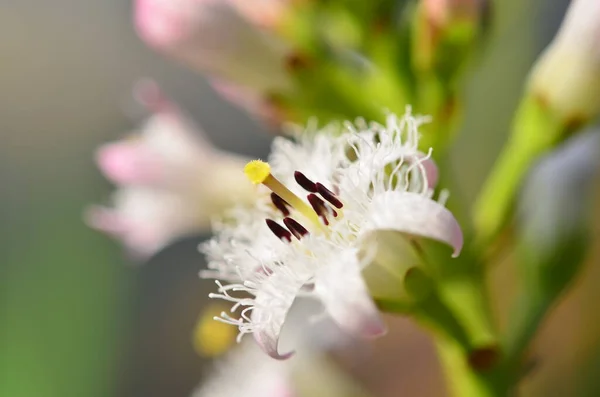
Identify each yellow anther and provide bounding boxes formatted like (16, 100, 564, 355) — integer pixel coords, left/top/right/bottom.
(244, 160, 271, 184)
(244, 160, 324, 230)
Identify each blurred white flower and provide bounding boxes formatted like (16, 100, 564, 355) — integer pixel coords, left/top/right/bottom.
(193, 301, 364, 397)
(194, 340, 295, 397)
(86, 81, 254, 259)
(531, 0, 600, 122)
(201, 109, 463, 358)
(134, 0, 291, 92)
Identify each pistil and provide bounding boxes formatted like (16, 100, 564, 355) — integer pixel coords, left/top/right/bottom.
(245, 160, 323, 228)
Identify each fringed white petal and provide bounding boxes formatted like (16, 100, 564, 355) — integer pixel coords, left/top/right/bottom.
(314, 251, 386, 338)
(366, 191, 463, 257)
(250, 271, 305, 359)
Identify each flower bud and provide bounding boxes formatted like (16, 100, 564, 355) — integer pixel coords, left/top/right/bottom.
(134, 0, 292, 92)
(518, 130, 600, 298)
(530, 0, 600, 124)
(474, 1, 600, 245)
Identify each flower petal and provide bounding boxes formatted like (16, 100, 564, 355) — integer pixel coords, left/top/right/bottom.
(531, 0, 600, 121)
(250, 271, 304, 360)
(192, 339, 295, 397)
(227, 0, 290, 30)
(87, 187, 208, 259)
(209, 78, 284, 128)
(314, 251, 386, 338)
(84, 205, 132, 235)
(366, 191, 463, 257)
(95, 142, 163, 185)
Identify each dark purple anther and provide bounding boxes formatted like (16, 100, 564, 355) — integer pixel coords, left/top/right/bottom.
(270, 193, 291, 216)
(316, 183, 343, 209)
(307, 194, 330, 225)
(294, 171, 317, 192)
(283, 217, 309, 239)
(265, 219, 292, 242)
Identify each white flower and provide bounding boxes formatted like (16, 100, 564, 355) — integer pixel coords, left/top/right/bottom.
(86, 81, 254, 259)
(201, 109, 463, 358)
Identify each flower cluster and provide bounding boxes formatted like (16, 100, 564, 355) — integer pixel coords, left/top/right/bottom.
(201, 109, 463, 358)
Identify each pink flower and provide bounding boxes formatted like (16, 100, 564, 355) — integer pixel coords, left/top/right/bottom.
(134, 0, 291, 92)
(86, 81, 255, 259)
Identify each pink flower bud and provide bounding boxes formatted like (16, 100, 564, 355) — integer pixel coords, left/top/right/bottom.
(134, 0, 291, 92)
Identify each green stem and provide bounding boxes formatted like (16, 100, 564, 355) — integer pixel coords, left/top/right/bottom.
(436, 338, 511, 397)
(423, 241, 497, 353)
(376, 274, 471, 351)
(438, 273, 496, 350)
(473, 94, 564, 248)
(412, 289, 472, 350)
(503, 292, 549, 369)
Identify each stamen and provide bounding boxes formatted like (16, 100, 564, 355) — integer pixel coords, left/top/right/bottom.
(265, 219, 292, 242)
(270, 193, 290, 216)
(316, 182, 344, 209)
(283, 217, 309, 240)
(294, 171, 317, 192)
(244, 160, 322, 228)
(307, 194, 336, 225)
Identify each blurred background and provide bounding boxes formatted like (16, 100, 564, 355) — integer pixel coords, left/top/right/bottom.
(3, 1, 600, 397)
